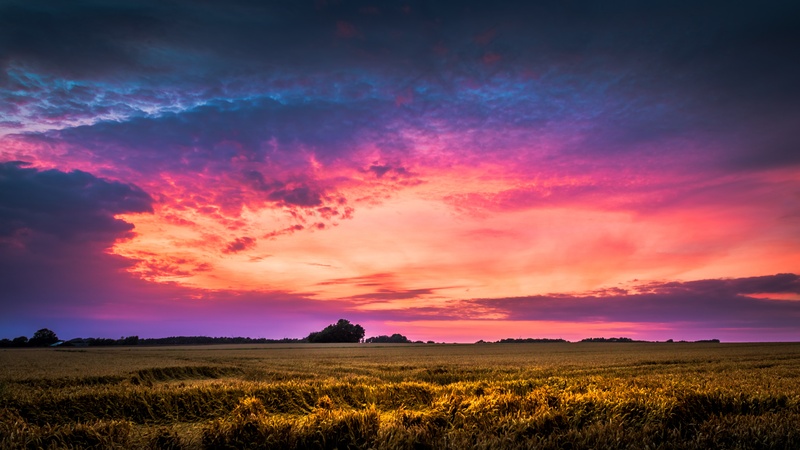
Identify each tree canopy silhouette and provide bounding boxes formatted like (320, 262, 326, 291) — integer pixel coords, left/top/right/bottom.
(29, 328, 59, 346)
(306, 319, 365, 343)
(365, 333, 410, 343)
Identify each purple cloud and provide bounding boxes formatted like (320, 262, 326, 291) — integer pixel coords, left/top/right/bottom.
(0, 163, 154, 324)
(267, 186, 322, 207)
(0, 161, 152, 240)
(2, 0, 796, 173)
(466, 274, 800, 329)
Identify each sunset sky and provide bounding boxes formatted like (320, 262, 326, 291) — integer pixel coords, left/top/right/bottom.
(1, 0, 799, 342)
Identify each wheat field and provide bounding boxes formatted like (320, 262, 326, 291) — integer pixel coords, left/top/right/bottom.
(1, 342, 799, 449)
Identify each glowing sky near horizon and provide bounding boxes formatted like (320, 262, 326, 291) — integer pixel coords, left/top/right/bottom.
(1, 0, 799, 342)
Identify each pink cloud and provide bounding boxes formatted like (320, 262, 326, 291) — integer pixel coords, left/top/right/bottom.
(223, 236, 257, 254)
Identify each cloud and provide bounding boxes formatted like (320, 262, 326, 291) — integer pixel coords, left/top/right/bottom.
(47, 96, 400, 165)
(4, 95, 422, 234)
(2, 0, 796, 173)
(127, 254, 214, 280)
(25, 95, 404, 185)
(315, 271, 454, 304)
(0, 161, 152, 241)
(445, 183, 601, 213)
(637, 273, 800, 297)
(366, 164, 412, 179)
(466, 274, 800, 329)
(223, 236, 256, 254)
(0, 163, 154, 321)
(347, 288, 438, 301)
(0, 1, 164, 81)
(263, 224, 305, 240)
(2, 0, 797, 241)
(368, 165, 392, 178)
(267, 186, 322, 207)
(317, 272, 397, 287)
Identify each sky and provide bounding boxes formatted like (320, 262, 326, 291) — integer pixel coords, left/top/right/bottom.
(1, 0, 799, 342)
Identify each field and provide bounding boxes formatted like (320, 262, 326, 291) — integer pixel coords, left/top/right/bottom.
(1, 342, 799, 449)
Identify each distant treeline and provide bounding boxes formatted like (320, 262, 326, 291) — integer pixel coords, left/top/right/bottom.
(0, 335, 723, 347)
(478, 337, 721, 344)
(365, 334, 413, 343)
(581, 337, 639, 342)
(0, 335, 305, 348)
(580, 337, 721, 343)
(139, 336, 304, 346)
(1, 326, 721, 348)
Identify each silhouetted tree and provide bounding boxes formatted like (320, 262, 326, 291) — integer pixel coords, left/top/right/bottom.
(119, 336, 139, 346)
(580, 337, 636, 343)
(365, 333, 411, 343)
(29, 328, 59, 346)
(306, 319, 365, 343)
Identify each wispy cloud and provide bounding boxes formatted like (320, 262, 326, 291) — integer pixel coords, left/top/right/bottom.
(466, 274, 800, 329)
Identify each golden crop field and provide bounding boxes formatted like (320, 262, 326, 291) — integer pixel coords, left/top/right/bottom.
(1, 342, 799, 449)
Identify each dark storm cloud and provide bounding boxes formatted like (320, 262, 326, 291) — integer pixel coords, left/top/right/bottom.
(3, 0, 797, 171)
(0, 161, 152, 240)
(0, 1, 164, 80)
(0, 163, 153, 322)
(467, 274, 800, 328)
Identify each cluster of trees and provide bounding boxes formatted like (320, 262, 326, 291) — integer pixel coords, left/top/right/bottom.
(76, 336, 141, 346)
(0, 331, 145, 348)
(88, 336, 141, 346)
(581, 337, 638, 343)
(365, 333, 411, 343)
(305, 320, 422, 344)
(306, 319, 365, 343)
(0, 328, 59, 347)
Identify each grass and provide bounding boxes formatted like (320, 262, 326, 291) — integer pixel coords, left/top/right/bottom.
(1, 342, 799, 449)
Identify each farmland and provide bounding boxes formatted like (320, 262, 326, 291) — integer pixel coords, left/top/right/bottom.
(1, 342, 799, 449)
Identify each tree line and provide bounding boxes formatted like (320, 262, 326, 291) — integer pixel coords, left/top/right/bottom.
(0, 323, 720, 347)
(0, 320, 418, 347)
(0, 328, 61, 347)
